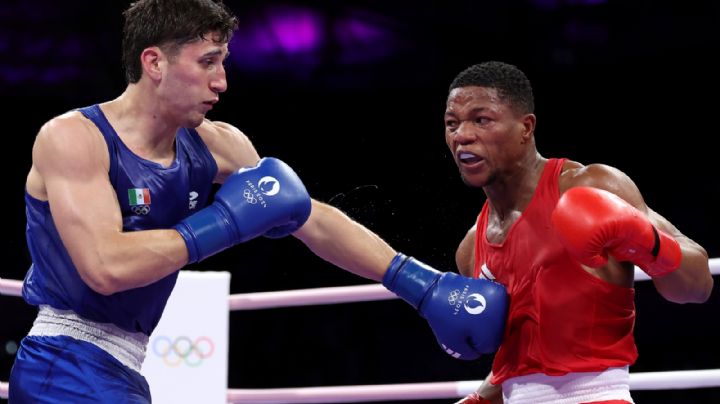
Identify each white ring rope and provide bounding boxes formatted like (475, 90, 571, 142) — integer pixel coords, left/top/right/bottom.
(1, 258, 719, 401)
(1, 259, 719, 308)
(228, 283, 397, 310)
(224, 369, 720, 403)
(2, 369, 719, 402)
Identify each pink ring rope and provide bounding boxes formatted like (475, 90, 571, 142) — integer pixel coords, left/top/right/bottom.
(1, 258, 719, 401)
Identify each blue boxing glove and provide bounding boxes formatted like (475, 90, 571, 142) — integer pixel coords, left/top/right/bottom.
(383, 253, 508, 360)
(175, 157, 312, 263)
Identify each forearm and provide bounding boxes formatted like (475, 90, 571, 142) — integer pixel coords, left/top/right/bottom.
(647, 209, 713, 303)
(652, 239, 712, 303)
(77, 229, 188, 295)
(477, 372, 502, 404)
(294, 200, 396, 282)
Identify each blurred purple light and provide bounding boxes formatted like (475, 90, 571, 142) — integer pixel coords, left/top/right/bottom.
(228, 5, 403, 78)
(0, 65, 81, 85)
(336, 19, 386, 43)
(229, 6, 325, 71)
(268, 9, 323, 54)
(333, 11, 399, 65)
(241, 25, 277, 53)
(230, 6, 323, 58)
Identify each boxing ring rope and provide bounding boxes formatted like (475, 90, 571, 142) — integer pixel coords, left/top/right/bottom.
(3, 260, 718, 310)
(226, 369, 720, 403)
(2, 258, 720, 402)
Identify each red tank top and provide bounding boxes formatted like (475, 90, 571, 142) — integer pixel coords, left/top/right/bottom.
(473, 158, 638, 385)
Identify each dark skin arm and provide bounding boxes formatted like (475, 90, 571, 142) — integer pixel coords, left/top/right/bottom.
(559, 161, 712, 303)
(474, 371, 502, 403)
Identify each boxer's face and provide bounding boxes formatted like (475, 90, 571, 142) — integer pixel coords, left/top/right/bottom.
(444, 86, 528, 188)
(157, 32, 229, 128)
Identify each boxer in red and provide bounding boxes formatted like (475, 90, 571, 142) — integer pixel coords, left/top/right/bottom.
(447, 61, 712, 403)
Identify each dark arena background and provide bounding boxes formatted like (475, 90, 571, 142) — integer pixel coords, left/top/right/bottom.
(2, 0, 720, 403)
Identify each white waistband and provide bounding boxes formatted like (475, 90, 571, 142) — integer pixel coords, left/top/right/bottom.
(28, 305, 148, 373)
(502, 366, 634, 404)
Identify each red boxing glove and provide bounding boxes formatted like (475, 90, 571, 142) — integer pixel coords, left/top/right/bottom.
(455, 392, 492, 404)
(551, 187, 681, 278)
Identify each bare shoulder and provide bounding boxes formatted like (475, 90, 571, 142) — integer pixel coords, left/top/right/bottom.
(28, 111, 108, 199)
(196, 119, 260, 181)
(196, 120, 254, 153)
(34, 111, 107, 172)
(197, 119, 243, 139)
(38, 110, 98, 143)
(559, 160, 645, 208)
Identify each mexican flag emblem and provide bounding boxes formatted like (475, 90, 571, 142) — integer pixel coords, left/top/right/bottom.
(128, 188, 151, 206)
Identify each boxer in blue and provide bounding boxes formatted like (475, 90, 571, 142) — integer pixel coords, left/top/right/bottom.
(9, 1, 508, 402)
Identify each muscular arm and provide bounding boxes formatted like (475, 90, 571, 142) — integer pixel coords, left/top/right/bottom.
(197, 121, 396, 280)
(198, 119, 260, 182)
(645, 208, 711, 302)
(293, 200, 397, 282)
(559, 162, 712, 303)
(30, 114, 188, 295)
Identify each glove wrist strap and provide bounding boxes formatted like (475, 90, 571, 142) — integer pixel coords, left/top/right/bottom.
(175, 205, 237, 264)
(642, 227, 682, 278)
(382, 253, 441, 309)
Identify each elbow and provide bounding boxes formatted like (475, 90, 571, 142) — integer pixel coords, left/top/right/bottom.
(664, 277, 714, 304)
(691, 272, 714, 304)
(83, 273, 121, 296)
(75, 261, 123, 296)
(90, 279, 121, 297)
(695, 277, 714, 303)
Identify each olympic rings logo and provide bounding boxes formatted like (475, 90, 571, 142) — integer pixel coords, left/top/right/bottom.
(132, 205, 151, 215)
(242, 189, 258, 204)
(151, 336, 215, 367)
(448, 289, 460, 305)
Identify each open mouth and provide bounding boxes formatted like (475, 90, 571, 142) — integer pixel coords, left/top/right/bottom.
(458, 151, 483, 165)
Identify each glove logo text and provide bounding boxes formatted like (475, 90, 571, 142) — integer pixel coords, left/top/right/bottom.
(448, 289, 461, 305)
(243, 180, 268, 208)
(242, 189, 259, 204)
(449, 286, 487, 316)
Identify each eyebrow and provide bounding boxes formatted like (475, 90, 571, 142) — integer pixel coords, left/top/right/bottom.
(200, 49, 230, 60)
(444, 107, 489, 117)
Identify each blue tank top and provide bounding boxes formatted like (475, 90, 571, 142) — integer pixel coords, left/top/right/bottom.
(22, 104, 218, 335)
